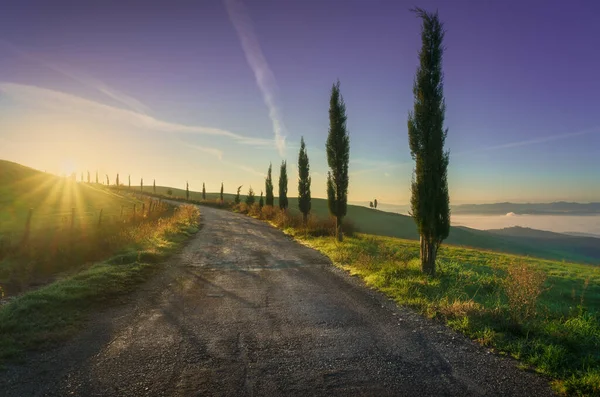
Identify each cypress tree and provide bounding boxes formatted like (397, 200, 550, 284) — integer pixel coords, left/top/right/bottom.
(106, 174, 109, 185)
(87, 171, 90, 183)
(278, 160, 288, 210)
(140, 178, 144, 192)
(326, 81, 350, 241)
(297, 136, 311, 224)
(116, 173, 119, 187)
(186, 181, 189, 200)
(235, 185, 242, 204)
(265, 163, 274, 206)
(259, 191, 264, 208)
(202, 182, 206, 200)
(374, 199, 378, 209)
(245, 186, 255, 205)
(407, 8, 450, 276)
(96, 171, 99, 184)
(220, 182, 224, 203)
(153, 179, 156, 194)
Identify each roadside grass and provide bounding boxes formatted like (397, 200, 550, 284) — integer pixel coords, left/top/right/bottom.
(294, 232, 600, 396)
(0, 204, 200, 364)
(229, 203, 599, 395)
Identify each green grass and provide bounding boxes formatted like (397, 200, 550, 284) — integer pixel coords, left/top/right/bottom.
(289, 231, 600, 395)
(0, 204, 200, 364)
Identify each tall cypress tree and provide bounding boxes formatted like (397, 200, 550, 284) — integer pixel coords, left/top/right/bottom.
(278, 160, 288, 210)
(153, 179, 156, 193)
(96, 171, 99, 184)
(265, 163, 274, 206)
(220, 182, 224, 203)
(408, 8, 450, 276)
(235, 185, 242, 204)
(298, 136, 311, 223)
(116, 173, 119, 187)
(186, 181, 189, 200)
(140, 178, 144, 192)
(259, 191, 264, 208)
(326, 81, 350, 241)
(106, 175, 109, 185)
(202, 182, 206, 200)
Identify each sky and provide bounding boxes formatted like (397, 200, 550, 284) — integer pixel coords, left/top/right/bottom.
(0, 0, 599, 205)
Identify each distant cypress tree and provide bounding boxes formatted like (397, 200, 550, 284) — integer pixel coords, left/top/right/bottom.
(96, 171, 99, 184)
(202, 182, 206, 200)
(297, 136, 311, 223)
(106, 174, 109, 185)
(220, 182, 224, 203)
(116, 173, 120, 187)
(278, 160, 288, 210)
(259, 191, 264, 208)
(245, 186, 255, 205)
(153, 179, 156, 194)
(374, 199, 378, 209)
(407, 8, 450, 276)
(140, 178, 143, 192)
(87, 171, 90, 183)
(265, 163, 274, 206)
(186, 181, 189, 200)
(235, 185, 242, 204)
(370, 201, 374, 208)
(326, 80, 350, 241)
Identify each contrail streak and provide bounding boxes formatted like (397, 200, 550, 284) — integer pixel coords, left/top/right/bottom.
(224, 0, 287, 156)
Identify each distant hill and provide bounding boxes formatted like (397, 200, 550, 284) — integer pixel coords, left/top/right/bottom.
(452, 202, 600, 215)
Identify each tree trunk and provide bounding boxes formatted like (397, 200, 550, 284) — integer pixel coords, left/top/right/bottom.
(420, 235, 437, 276)
(303, 212, 308, 226)
(336, 217, 343, 242)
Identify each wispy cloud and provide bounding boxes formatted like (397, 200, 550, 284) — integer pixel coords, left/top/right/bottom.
(455, 127, 598, 156)
(0, 83, 279, 149)
(224, 0, 287, 156)
(1, 39, 150, 114)
(178, 141, 224, 160)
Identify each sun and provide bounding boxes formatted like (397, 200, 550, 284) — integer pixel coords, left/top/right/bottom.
(60, 158, 77, 177)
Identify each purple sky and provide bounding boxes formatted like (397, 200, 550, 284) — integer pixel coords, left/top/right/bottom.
(0, 0, 599, 204)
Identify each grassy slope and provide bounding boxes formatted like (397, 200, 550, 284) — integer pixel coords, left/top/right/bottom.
(156, 183, 598, 264)
(0, 204, 200, 364)
(0, 160, 139, 234)
(291, 231, 600, 395)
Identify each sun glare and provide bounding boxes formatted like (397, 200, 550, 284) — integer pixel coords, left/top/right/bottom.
(60, 158, 77, 177)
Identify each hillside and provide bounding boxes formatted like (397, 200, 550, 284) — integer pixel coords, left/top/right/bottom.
(156, 185, 600, 264)
(0, 160, 139, 235)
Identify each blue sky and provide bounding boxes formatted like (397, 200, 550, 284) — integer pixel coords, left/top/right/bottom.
(0, 0, 599, 204)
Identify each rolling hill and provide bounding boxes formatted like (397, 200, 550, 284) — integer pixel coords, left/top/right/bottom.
(0, 160, 139, 235)
(155, 185, 600, 265)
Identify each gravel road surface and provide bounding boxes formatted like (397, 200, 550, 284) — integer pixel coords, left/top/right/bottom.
(2, 206, 553, 396)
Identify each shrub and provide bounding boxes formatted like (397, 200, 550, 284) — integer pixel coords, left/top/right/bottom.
(504, 262, 547, 323)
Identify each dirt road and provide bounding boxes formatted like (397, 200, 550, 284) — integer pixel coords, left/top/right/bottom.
(2, 207, 553, 396)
